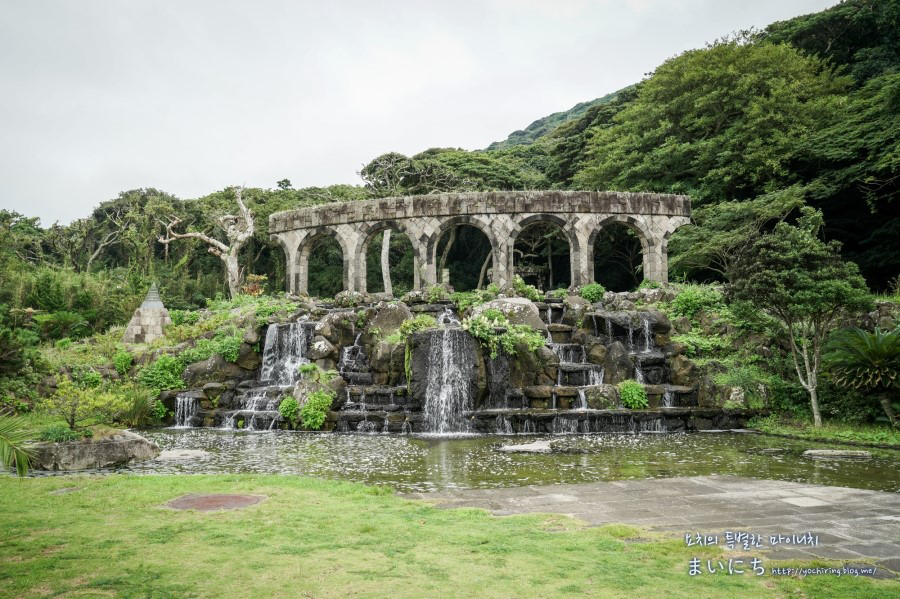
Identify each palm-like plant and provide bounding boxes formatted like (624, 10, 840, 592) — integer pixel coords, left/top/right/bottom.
(825, 328, 900, 427)
(0, 415, 34, 476)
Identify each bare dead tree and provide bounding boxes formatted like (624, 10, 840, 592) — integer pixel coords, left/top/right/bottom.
(158, 186, 254, 298)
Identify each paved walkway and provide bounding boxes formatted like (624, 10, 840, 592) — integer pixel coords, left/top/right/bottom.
(402, 476, 900, 575)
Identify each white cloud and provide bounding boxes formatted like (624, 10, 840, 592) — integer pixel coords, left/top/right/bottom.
(0, 0, 837, 224)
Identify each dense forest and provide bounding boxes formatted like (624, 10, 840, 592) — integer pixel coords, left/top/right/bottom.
(1, 0, 897, 409)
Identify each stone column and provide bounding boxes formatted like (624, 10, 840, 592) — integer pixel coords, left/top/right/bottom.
(572, 226, 593, 288)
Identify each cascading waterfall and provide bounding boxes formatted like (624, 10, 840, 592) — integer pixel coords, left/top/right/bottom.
(259, 322, 312, 386)
(423, 327, 473, 434)
(662, 389, 675, 408)
(174, 394, 198, 427)
(641, 313, 652, 353)
(494, 414, 514, 434)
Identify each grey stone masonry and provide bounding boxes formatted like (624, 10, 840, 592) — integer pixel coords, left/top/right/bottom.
(269, 191, 691, 294)
(122, 284, 172, 344)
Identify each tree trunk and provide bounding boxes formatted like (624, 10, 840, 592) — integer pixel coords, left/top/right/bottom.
(880, 395, 897, 427)
(477, 252, 492, 289)
(438, 228, 456, 283)
(381, 229, 393, 296)
(224, 253, 241, 298)
(809, 386, 822, 428)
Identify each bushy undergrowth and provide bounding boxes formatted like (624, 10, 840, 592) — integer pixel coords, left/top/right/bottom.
(512, 276, 541, 302)
(669, 286, 724, 320)
(579, 282, 606, 303)
(451, 284, 500, 312)
(617, 380, 648, 409)
(278, 397, 300, 427)
(462, 308, 546, 358)
(300, 389, 334, 430)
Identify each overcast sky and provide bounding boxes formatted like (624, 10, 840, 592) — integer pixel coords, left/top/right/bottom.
(1, 0, 836, 224)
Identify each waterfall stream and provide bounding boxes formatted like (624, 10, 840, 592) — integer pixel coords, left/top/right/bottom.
(423, 327, 473, 434)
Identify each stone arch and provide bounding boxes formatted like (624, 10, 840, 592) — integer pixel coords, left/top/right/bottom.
(353, 219, 425, 293)
(510, 214, 578, 290)
(588, 215, 656, 288)
(295, 226, 352, 295)
(425, 215, 500, 289)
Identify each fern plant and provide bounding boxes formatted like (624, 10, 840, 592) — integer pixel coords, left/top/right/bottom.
(0, 415, 33, 476)
(825, 328, 899, 427)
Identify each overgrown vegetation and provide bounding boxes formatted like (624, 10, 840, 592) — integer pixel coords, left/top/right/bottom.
(617, 380, 649, 409)
(300, 389, 334, 430)
(462, 309, 546, 358)
(579, 283, 606, 303)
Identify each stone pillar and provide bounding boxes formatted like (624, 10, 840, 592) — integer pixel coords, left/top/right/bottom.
(572, 227, 593, 288)
(492, 239, 514, 288)
(644, 239, 668, 283)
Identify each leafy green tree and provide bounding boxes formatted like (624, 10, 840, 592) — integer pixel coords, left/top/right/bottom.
(573, 37, 849, 204)
(762, 0, 900, 83)
(825, 328, 899, 426)
(669, 186, 806, 281)
(729, 221, 872, 426)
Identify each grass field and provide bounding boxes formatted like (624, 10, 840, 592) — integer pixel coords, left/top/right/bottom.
(0, 475, 896, 598)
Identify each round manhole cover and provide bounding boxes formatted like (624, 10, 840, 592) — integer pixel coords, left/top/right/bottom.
(166, 493, 266, 511)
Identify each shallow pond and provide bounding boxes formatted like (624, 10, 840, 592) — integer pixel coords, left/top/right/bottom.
(32, 429, 900, 494)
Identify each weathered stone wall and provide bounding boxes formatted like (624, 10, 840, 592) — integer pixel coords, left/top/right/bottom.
(269, 191, 691, 295)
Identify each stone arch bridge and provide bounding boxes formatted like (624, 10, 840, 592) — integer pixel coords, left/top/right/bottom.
(269, 191, 691, 294)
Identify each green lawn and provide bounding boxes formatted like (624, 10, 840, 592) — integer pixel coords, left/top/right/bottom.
(0, 475, 896, 598)
(750, 415, 900, 448)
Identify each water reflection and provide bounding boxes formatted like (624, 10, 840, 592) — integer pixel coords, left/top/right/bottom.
(30, 429, 900, 494)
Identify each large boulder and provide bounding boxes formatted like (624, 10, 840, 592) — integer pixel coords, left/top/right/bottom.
(472, 298, 547, 332)
(561, 296, 591, 327)
(669, 354, 698, 387)
(366, 302, 413, 338)
(234, 343, 261, 370)
(29, 430, 160, 471)
(507, 343, 558, 389)
(307, 335, 338, 361)
(315, 311, 358, 347)
(183, 354, 249, 387)
(369, 341, 405, 386)
(603, 341, 633, 385)
(583, 384, 619, 409)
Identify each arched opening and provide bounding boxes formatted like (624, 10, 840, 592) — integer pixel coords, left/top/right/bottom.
(513, 220, 572, 291)
(305, 236, 344, 298)
(592, 223, 646, 292)
(364, 229, 416, 296)
(434, 224, 493, 291)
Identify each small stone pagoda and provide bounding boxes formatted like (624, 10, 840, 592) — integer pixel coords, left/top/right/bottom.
(123, 283, 171, 344)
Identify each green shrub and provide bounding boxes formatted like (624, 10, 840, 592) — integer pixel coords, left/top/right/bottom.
(40, 423, 87, 442)
(398, 314, 438, 338)
(638, 280, 662, 290)
(512, 276, 541, 302)
(462, 310, 546, 358)
(178, 329, 243, 365)
(138, 354, 184, 393)
(425, 285, 449, 303)
(670, 287, 724, 320)
(579, 283, 607, 303)
(41, 379, 130, 430)
(72, 368, 103, 389)
(300, 390, 334, 430)
(117, 383, 165, 427)
(451, 288, 498, 312)
(618, 380, 648, 409)
(33, 310, 89, 340)
(169, 310, 201, 326)
(548, 288, 568, 299)
(54, 338, 72, 349)
(113, 350, 134, 376)
(278, 396, 300, 427)
(713, 364, 770, 405)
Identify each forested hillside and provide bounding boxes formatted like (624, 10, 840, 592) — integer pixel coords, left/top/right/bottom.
(1, 0, 897, 410)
